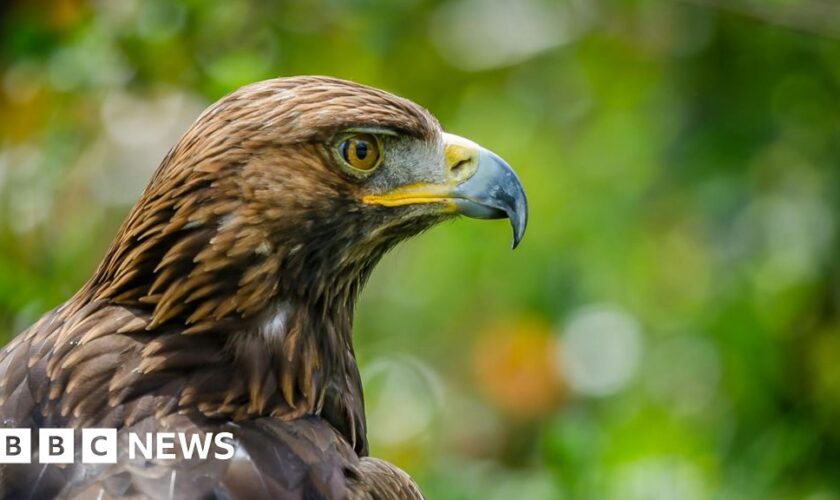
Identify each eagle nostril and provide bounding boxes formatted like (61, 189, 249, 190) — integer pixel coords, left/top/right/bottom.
(447, 155, 477, 183)
(443, 133, 480, 182)
(450, 158, 470, 176)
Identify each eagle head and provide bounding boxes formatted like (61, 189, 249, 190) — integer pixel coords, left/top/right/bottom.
(69, 76, 527, 451)
(95, 76, 526, 324)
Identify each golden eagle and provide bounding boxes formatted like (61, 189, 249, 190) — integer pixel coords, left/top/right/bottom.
(0, 76, 527, 499)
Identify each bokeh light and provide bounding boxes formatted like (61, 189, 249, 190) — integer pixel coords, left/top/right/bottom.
(557, 305, 642, 398)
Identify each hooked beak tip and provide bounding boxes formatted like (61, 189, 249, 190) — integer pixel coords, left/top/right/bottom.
(452, 148, 528, 249)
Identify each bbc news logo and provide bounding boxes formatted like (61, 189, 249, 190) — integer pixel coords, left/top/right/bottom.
(0, 429, 235, 464)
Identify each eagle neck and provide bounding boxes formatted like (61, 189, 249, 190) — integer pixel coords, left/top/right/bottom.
(236, 273, 368, 453)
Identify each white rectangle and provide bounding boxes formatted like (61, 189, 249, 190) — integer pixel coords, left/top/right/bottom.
(39, 428, 74, 464)
(82, 428, 117, 464)
(0, 429, 31, 463)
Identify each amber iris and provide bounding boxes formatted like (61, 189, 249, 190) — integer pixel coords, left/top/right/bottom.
(339, 134, 381, 171)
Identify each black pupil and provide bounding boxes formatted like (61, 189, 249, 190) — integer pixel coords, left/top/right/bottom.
(354, 141, 368, 160)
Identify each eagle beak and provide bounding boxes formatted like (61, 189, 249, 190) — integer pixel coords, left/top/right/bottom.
(362, 133, 528, 249)
(447, 136, 528, 249)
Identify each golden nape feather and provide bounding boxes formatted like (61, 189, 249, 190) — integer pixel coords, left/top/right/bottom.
(0, 76, 526, 500)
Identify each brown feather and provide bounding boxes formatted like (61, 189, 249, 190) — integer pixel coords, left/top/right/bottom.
(0, 76, 437, 499)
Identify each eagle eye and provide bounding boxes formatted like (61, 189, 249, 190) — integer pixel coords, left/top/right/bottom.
(336, 133, 382, 173)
